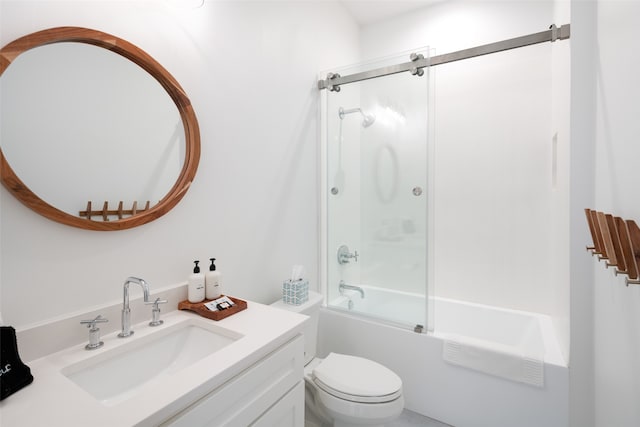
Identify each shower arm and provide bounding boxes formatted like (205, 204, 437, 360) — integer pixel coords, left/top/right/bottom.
(338, 107, 363, 119)
(338, 107, 376, 127)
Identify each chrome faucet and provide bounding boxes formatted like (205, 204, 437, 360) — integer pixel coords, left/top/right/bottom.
(118, 276, 151, 338)
(339, 280, 365, 298)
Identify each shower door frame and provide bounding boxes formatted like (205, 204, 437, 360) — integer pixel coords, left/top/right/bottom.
(318, 51, 436, 332)
(318, 23, 571, 333)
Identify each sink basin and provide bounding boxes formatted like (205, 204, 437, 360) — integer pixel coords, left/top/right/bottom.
(62, 320, 242, 406)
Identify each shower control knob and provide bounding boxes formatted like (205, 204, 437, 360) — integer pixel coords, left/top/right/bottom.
(337, 245, 359, 264)
(412, 187, 423, 196)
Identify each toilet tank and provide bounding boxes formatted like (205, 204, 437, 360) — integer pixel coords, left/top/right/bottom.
(271, 291, 323, 365)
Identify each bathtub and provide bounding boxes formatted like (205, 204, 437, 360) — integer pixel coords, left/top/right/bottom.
(318, 285, 568, 427)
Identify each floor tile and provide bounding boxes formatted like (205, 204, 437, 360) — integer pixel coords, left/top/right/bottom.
(388, 409, 453, 427)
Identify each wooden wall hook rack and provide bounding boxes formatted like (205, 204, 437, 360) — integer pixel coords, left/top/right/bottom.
(79, 201, 151, 221)
(622, 219, 640, 286)
(585, 208, 640, 286)
(585, 209, 607, 260)
(597, 212, 618, 268)
(612, 216, 629, 276)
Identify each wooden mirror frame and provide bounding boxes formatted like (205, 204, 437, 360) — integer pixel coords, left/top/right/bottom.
(0, 27, 200, 231)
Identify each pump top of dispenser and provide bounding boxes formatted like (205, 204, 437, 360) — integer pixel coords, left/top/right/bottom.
(209, 258, 217, 271)
(193, 260, 200, 273)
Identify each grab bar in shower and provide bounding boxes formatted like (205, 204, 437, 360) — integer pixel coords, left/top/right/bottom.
(339, 280, 364, 298)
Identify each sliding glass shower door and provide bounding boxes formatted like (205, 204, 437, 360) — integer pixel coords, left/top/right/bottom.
(323, 50, 433, 330)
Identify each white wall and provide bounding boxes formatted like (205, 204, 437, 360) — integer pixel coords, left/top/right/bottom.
(568, 1, 596, 425)
(0, 0, 360, 328)
(569, 1, 640, 426)
(359, 0, 570, 352)
(7, 2, 639, 426)
(551, 0, 572, 376)
(591, 1, 640, 425)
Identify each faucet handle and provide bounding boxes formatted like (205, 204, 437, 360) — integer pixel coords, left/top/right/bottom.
(80, 314, 109, 329)
(80, 315, 108, 350)
(146, 298, 168, 327)
(145, 298, 168, 308)
(337, 245, 359, 264)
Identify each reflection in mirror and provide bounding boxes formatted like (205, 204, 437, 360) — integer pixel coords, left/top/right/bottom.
(0, 27, 200, 231)
(1, 42, 184, 216)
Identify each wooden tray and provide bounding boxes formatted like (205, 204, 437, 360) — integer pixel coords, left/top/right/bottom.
(178, 295, 247, 321)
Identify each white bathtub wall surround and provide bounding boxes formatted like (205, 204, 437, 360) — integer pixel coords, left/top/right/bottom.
(353, 0, 570, 360)
(0, 1, 360, 329)
(436, 296, 564, 364)
(441, 316, 547, 387)
(442, 336, 544, 388)
(330, 286, 565, 366)
(438, 297, 549, 387)
(318, 3, 575, 422)
(319, 306, 569, 427)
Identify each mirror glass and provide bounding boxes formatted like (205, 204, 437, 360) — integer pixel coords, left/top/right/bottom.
(0, 27, 200, 230)
(1, 42, 184, 215)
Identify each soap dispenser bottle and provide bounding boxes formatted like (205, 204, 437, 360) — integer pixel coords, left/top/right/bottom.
(205, 258, 222, 300)
(188, 260, 205, 303)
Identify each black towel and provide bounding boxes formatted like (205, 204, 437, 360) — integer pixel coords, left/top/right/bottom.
(0, 326, 33, 400)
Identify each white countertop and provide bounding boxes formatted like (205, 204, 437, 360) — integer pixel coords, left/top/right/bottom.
(0, 300, 307, 427)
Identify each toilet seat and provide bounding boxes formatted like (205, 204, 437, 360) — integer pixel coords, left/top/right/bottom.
(312, 353, 402, 404)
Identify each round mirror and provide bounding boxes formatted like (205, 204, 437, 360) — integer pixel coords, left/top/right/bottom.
(0, 27, 200, 231)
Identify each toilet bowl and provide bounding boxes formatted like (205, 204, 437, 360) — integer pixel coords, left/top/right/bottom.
(271, 291, 404, 427)
(305, 353, 404, 427)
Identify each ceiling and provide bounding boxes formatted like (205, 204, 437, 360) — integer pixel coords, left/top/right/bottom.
(340, 0, 443, 26)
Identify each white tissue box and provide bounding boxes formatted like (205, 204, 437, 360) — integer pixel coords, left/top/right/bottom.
(282, 279, 309, 305)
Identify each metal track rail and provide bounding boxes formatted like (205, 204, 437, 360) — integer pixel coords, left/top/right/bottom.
(318, 23, 570, 91)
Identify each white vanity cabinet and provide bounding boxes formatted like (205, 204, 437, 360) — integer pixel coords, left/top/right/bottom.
(160, 334, 304, 427)
(2, 303, 307, 427)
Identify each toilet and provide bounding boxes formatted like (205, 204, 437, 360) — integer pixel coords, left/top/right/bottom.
(272, 291, 404, 427)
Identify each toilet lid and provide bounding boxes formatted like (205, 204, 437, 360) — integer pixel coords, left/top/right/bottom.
(312, 353, 402, 403)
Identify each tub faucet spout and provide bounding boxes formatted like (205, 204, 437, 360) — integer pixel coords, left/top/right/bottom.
(339, 280, 365, 299)
(118, 276, 151, 338)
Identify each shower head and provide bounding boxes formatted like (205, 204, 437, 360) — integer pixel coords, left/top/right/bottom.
(339, 106, 376, 128)
(361, 113, 376, 128)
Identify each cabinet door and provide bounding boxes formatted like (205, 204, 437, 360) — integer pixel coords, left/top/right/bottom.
(251, 381, 304, 427)
(162, 335, 303, 427)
